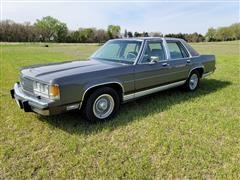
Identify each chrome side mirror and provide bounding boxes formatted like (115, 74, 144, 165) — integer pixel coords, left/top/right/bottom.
(149, 56, 159, 64)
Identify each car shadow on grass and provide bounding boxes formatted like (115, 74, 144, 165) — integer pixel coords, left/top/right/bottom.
(37, 79, 231, 135)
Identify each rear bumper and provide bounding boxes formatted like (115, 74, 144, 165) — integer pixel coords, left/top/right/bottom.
(202, 71, 214, 78)
(10, 83, 80, 116)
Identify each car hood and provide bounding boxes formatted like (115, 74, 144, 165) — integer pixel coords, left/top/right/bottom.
(21, 59, 127, 82)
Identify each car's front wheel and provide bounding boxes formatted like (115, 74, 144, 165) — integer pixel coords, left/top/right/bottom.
(185, 70, 200, 91)
(83, 87, 120, 123)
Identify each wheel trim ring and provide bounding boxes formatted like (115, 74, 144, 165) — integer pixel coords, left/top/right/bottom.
(189, 74, 198, 90)
(93, 94, 115, 119)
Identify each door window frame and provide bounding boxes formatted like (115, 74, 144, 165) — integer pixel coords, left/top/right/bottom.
(166, 40, 190, 60)
(137, 40, 168, 64)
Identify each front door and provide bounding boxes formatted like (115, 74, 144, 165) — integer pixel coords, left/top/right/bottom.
(134, 40, 173, 92)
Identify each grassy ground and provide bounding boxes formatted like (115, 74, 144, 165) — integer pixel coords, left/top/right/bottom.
(0, 41, 239, 178)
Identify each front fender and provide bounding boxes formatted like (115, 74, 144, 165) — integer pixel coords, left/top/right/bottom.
(80, 78, 124, 102)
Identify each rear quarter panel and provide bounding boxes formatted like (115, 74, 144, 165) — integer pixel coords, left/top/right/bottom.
(190, 55, 216, 74)
(200, 55, 216, 73)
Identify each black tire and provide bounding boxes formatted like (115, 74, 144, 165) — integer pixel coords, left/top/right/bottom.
(184, 70, 200, 91)
(83, 87, 120, 123)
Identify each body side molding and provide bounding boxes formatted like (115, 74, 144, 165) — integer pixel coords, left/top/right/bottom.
(123, 80, 186, 102)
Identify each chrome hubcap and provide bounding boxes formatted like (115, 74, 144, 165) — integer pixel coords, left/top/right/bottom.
(189, 74, 198, 90)
(93, 94, 114, 119)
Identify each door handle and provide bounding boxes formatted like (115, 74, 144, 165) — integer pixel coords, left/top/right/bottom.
(187, 59, 191, 63)
(162, 62, 169, 67)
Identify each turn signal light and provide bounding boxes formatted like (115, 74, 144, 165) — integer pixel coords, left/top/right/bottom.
(49, 84, 60, 99)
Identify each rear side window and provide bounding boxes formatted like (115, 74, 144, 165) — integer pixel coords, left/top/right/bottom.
(181, 40, 199, 57)
(167, 41, 189, 59)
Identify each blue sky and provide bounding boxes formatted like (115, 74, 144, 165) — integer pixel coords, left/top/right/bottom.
(2, 1, 239, 34)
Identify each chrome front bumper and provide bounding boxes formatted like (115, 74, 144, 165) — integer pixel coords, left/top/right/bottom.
(10, 82, 80, 116)
(10, 82, 52, 115)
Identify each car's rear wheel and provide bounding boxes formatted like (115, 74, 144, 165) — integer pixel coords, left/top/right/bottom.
(185, 70, 200, 91)
(83, 87, 120, 123)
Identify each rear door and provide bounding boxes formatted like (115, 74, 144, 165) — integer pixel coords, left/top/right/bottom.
(165, 40, 191, 82)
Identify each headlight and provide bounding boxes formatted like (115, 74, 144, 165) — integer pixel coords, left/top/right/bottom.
(33, 82, 60, 100)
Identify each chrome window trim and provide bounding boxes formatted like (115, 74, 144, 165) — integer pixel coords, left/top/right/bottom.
(134, 39, 148, 65)
(180, 40, 201, 58)
(190, 55, 201, 58)
(168, 57, 189, 61)
(162, 38, 170, 60)
(123, 80, 186, 101)
(133, 39, 145, 65)
(180, 41, 201, 58)
(166, 40, 192, 60)
(135, 40, 148, 65)
(178, 40, 192, 58)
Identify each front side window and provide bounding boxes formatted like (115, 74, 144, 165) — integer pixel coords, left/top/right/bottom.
(140, 41, 166, 63)
(167, 41, 189, 59)
(91, 40, 142, 64)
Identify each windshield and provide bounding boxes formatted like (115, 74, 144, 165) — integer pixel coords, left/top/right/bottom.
(91, 40, 142, 64)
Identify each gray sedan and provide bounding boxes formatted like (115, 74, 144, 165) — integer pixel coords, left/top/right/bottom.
(10, 37, 216, 122)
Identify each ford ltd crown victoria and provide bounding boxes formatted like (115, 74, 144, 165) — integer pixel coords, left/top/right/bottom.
(10, 37, 216, 122)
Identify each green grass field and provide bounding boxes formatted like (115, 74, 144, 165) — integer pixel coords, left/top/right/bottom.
(0, 41, 239, 178)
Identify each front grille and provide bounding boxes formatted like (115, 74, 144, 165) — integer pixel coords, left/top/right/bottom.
(20, 76, 34, 93)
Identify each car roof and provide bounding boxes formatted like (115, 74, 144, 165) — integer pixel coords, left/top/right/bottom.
(112, 37, 184, 42)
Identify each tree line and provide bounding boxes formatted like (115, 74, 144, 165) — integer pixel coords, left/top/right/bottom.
(0, 16, 239, 43)
(205, 23, 240, 41)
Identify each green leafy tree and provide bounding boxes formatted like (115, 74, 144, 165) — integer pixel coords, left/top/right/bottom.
(215, 27, 232, 41)
(34, 16, 68, 42)
(205, 23, 240, 42)
(127, 31, 133, 38)
(134, 31, 141, 37)
(107, 25, 121, 39)
(206, 28, 217, 41)
(1, 18, 239, 43)
(78, 28, 95, 42)
(96, 29, 109, 43)
(56, 23, 68, 42)
(229, 23, 240, 40)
